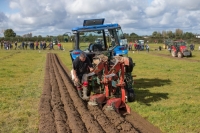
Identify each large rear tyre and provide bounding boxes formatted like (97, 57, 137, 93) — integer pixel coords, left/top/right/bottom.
(127, 89, 135, 102)
(171, 51, 177, 57)
(177, 52, 183, 58)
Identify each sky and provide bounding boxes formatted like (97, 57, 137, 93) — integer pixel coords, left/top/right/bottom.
(1, 0, 200, 37)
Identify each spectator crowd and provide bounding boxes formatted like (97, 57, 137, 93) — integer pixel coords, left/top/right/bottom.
(0, 40, 63, 50)
(128, 41, 150, 52)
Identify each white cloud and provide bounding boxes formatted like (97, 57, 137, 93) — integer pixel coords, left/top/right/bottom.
(167, 0, 200, 10)
(0, 12, 9, 34)
(9, 1, 20, 9)
(0, 0, 200, 36)
(160, 13, 172, 25)
(145, 0, 166, 17)
(10, 13, 35, 24)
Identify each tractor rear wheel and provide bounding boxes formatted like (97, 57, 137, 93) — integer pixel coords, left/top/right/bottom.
(171, 51, 177, 57)
(177, 52, 183, 58)
(127, 89, 135, 102)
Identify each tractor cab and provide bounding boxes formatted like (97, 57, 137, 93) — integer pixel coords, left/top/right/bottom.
(137, 40, 145, 50)
(163, 39, 173, 49)
(70, 18, 128, 61)
(51, 36, 58, 45)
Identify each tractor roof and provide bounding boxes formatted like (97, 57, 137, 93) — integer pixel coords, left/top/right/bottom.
(173, 40, 185, 42)
(72, 18, 120, 32)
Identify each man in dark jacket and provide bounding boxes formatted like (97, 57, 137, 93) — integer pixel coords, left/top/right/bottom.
(72, 52, 93, 100)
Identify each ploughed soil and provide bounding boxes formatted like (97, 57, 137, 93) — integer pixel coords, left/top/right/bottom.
(38, 53, 162, 133)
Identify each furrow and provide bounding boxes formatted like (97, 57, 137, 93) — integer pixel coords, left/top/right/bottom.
(49, 54, 70, 133)
(51, 53, 87, 133)
(53, 54, 105, 133)
(38, 53, 56, 133)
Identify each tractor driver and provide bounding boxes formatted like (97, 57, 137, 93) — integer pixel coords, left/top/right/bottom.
(72, 52, 94, 100)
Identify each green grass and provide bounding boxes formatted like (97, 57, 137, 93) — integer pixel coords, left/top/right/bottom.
(0, 43, 200, 133)
(125, 51, 200, 133)
(0, 50, 47, 132)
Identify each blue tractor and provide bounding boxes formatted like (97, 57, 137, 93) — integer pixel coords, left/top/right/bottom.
(68, 19, 135, 113)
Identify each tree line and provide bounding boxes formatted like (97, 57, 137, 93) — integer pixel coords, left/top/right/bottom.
(1, 28, 199, 44)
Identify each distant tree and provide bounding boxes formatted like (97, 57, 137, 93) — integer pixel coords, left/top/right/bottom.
(123, 33, 129, 38)
(16, 35, 21, 37)
(175, 29, 183, 35)
(37, 35, 42, 41)
(166, 31, 174, 38)
(162, 30, 167, 38)
(33, 36, 38, 42)
(57, 35, 64, 42)
(4, 29, 16, 37)
(156, 32, 162, 37)
(175, 29, 183, 39)
(130, 32, 138, 37)
(183, 32, 195, 39)
(152, 31, 158, 37)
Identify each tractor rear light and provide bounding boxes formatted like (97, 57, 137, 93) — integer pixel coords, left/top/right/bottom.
(73, 52, 80, 54)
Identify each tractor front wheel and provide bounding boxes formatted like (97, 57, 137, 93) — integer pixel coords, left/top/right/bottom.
(177, 52, 183, 58)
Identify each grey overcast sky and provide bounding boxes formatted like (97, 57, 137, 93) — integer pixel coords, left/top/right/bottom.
(0, 0, 200, 37)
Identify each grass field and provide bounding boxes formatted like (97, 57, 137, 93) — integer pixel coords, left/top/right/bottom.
(0, 43, 200, 133)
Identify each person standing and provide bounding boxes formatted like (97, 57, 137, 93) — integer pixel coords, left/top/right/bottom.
(28, 41, 31, 49)
(134, 41, 137, 51)
(43, 41, 46, 50)
(32, 42, 35, 50)
(35, 41, 39, 50)
(49, 41, 54, 50)
(190, 44, 194, 51)
(8, 41, 11, 50)
(128, 42, 133, 51)
(146, 43, 150, 52)
(168, 45, 172, 53)
(40, 41, 43, 50)
(14, 41, 18, 50)
(57, 41, 61, 50)
(22, 42, 25, 49)
(0, 41, 3, 49)
(25, 42, 28, 50)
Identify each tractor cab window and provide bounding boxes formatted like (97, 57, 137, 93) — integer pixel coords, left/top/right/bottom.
(108, 28, 127, 48)
(180, 42, 186, 46)
(78, 30, 106, 52)
(73, 27, 127, 52)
